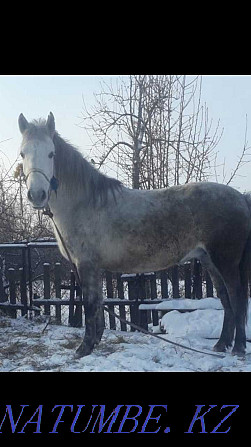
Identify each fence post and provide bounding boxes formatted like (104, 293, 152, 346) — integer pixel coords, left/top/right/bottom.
(8, 268, 16, 318)
(69, 270, 83, 328)
(0, 258, 7, 305)
(171, 266, 180, 298)
(144, 275, 151, 325)
(43, 263, 51, 315)
(205, 270, 214, 297)
(150, 273, 159, 327)
(117, 273, 127, 331)
(184, 263, 192, 298)
(33, 293, 41, 316)
(128, 275, 138, 331)
(138, 274, 148, 331)
(19, 267, 28, 317)
(160, 270, 168, 299)
(192, 260, 202, 299)
(27, 245, 33, 310)
(54, 262, 61, 324)
(69, 270, 75, 326)
(106, 271, 116, 330)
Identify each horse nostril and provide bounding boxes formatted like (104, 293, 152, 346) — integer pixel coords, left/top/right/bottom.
(27, 190, 33, 202)
(41, 190, 46, 201)
(27, 189, 47, 204)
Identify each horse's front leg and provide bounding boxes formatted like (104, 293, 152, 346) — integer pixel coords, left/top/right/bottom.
(75, 265, 104, 358)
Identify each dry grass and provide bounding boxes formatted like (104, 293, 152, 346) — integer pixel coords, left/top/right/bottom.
(26, 343, 49, 357)
(0, 341, 27, 358)
(0, 318, 11, 328)
(60, 334, 82, 350)
(110, 334, 129, 344)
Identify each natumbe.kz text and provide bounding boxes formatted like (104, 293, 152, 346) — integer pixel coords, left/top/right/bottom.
(0, 404, 239, 435)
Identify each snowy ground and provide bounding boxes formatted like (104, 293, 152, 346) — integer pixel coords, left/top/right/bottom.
(1, 300, 251, 372)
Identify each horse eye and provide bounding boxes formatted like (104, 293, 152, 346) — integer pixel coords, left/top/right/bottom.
(20, 152, 25, 159)
(48, 152, 55, 159)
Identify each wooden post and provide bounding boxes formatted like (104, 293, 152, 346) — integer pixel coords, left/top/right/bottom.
(205, 270, 214, 297)
(145, 276, 152, 324)
(160, 270, 168, 299)
(117, 273, 127, 331)
(0, 260, 7, 304)
(21, 247, 28, 312)
(128, 275, 138, 331)
(43, 263, 51, 316)
(193, 260, 202, 299)
(184, 263, 192, 298)
(196, 260, 203, 299)
(171, 266, 180, 298)
(69, 270, 75, 326)
(8, 268, 16, 318)
(138, 274, 148, 331)
(54, 262, 61, 324)
(106, 271, 116, 330)
(27, 245, 33, 311)
(33, 292, 41, 316)
(150, 273, 158, 327)
(19, 267, 28, 317)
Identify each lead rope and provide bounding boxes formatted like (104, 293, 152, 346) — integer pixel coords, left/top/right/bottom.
(103, 306, 225, 358)
(43, 207, 82, 286)
(43, 206, 225, 360)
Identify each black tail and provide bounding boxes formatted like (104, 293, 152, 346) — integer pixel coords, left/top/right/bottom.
(240, 194, 251, 322)
(240, 234, 251, 323)
(240, 193, 251, 322)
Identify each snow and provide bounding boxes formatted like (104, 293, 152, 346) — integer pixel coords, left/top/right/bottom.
(1, 302, 251, 372)
(27, 242, 58, 247)
(139, 297, 223, 311)
(0, 241, 58, 249)
(0, 244, 27, 249)
(156, 297, 223, 310)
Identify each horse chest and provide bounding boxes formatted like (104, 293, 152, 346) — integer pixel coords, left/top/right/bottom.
(54, 216, 102, 264)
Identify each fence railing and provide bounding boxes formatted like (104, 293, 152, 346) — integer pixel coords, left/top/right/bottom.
(0, 241, 216, 331)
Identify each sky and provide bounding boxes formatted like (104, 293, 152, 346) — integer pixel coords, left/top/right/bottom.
(0, 74, 251, 191)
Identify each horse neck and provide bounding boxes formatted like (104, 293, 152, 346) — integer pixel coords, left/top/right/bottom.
(50, 132, 122, 219)
(52, 133, 91, 201)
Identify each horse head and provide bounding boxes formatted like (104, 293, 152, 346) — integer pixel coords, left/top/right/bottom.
(18, 112, 56, 209)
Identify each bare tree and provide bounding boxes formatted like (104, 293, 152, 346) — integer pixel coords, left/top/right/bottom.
(81, 75, 223, 189)
(0, 159, 53, 243)
(219, 115, 251, 187)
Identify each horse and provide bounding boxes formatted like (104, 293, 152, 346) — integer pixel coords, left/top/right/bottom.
(18, 112, 251, 358)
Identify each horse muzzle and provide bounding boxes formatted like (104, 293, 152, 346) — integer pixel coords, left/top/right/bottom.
(27, 187, 49, 209)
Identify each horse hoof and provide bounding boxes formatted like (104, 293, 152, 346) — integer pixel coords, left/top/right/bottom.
(231, 347, 245, 358)
(75, 342, 93, 358)
(213, 341, 226, 353)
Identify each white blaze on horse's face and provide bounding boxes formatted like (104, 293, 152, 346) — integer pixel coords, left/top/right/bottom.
(18, 112, 55, 209)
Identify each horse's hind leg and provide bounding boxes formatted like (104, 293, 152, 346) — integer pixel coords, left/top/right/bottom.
(209, 273, 235, 352)
(223, 269, 247, 356)
(182, 247, 235, 352)
(206, 258, 247, 355)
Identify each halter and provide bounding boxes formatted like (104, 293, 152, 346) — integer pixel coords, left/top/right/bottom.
(25, 168, 59, 195)
(25, 168, 51, 184)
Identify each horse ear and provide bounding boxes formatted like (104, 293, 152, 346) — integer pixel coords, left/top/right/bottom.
(46, 112, 55, 138)
(18, 113, 29, 134)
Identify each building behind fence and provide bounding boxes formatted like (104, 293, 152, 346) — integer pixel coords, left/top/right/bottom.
(0, 240, 215, 331)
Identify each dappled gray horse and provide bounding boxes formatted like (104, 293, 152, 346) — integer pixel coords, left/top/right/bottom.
(18, 112, 251, 357)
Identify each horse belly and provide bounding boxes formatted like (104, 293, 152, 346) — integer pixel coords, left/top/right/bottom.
(99, 232, 187, 273)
